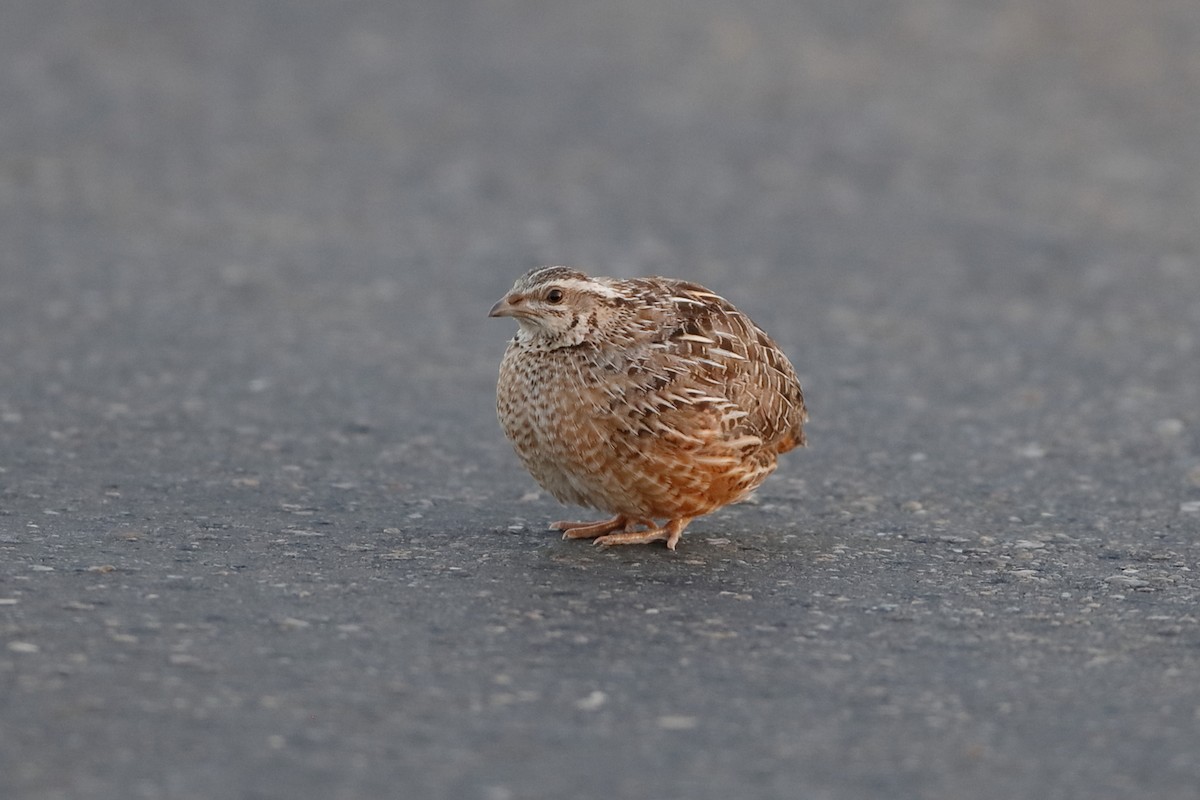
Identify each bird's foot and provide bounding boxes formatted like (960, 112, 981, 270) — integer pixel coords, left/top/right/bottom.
(550, 515, 628, 540)
(594, 518, 692, 551)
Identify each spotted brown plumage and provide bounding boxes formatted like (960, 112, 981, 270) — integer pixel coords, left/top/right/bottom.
(490, 266, 807, 550)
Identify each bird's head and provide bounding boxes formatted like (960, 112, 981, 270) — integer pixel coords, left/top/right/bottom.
(489, 267, 629, 348)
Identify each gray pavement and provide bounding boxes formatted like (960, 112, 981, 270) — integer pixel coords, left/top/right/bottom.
(2, 1, 1199, 798)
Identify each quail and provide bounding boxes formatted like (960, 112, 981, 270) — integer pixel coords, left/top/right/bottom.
(490, 266, 807, 550)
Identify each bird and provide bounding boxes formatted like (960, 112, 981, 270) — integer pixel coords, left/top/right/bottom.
(490, 266, 807, 550)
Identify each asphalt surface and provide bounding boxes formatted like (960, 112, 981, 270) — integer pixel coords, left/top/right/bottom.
(2, 1, 1200, 799)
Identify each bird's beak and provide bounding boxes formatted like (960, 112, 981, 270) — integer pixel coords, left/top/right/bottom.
(489, 293, 526, 318)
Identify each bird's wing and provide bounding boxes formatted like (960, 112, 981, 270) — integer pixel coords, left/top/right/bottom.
(616, 278, 807, 454)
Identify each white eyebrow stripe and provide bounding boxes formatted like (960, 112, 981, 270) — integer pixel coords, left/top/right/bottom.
(548, 278, 622, 299)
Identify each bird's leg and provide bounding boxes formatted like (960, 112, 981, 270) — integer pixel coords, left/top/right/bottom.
(594, 517, 692, 551)
(550, 514, 628, 540)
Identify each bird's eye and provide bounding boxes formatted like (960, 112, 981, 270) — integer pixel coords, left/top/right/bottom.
(545, 288, 564, 304)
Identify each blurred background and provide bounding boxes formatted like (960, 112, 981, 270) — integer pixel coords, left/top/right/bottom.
(2, 1, 1199, 798)
(3, 0, 1198, 496)
(3, 0, 1198, 522)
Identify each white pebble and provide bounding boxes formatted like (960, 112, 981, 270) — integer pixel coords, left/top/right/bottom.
(574, 691, 607, 711)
